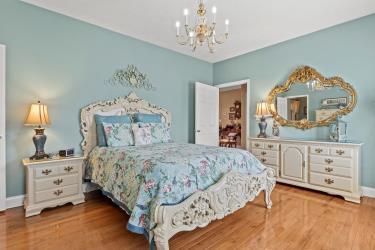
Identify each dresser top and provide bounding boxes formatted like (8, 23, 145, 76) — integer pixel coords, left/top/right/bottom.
(249, 137, 363, 146)
(23, 155, 85, 166)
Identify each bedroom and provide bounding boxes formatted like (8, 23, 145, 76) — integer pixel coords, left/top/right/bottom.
(0, 0, 375, 249)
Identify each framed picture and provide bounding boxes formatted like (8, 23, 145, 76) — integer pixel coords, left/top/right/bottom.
(229, 107, 236, 112)
(229, 113, 236, 120)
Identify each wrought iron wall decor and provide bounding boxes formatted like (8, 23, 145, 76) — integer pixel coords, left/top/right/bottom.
(106, 64, 155, 90)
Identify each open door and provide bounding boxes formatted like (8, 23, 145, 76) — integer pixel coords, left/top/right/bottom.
(195, 82, 219, 146)
(0, 45, 5, 211)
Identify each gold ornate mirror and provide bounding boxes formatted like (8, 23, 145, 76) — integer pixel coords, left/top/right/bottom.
(267, 66, 357, 129)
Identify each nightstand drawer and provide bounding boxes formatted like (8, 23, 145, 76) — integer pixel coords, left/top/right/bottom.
(35, 167, 59, 178)
(35, 174, 79, 191)
(35, 184, 79, 203)
(59, 164, 79, 175)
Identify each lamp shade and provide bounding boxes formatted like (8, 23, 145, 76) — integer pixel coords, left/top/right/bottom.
(255, 101, 271, 117)
(24, 101, 51, 126)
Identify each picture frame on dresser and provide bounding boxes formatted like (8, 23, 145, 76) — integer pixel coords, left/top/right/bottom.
(23, 156, 85, 217)
(250, 137, 363, 203)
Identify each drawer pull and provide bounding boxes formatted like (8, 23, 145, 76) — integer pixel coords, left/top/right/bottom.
(64, 166, 74, 172)
(41, 169, 52, 175)
(261, 151, 267, 156)
(267, 144, 274, 149)
(260, 158, 267, 163)
(254, 143, 260, 148)
(325, 159, 333, 164)
(315, 148, 323, 153)
(336, 149, 345, 155)
(53, 179, 63, 185)
(53, 190, 63, 196)
(324, 178, 334, 185)
(325, 167, 333, 173)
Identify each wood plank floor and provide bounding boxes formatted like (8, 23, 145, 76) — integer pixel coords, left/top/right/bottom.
(1, 184, 375, 250)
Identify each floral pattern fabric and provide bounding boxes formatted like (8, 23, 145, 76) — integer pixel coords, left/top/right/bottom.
(138, 122, 172, 143)
(102, 122, 134, 147)
(132, 125, 152, 145)
(86, 143, 265, 238)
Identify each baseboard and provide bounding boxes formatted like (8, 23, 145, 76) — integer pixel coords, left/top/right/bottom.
(6, 195, 25, 209)
(5, 185, 375, 209)
(362, 186, 375, 198)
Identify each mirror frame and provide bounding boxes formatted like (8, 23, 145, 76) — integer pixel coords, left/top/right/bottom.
(267, 66, 357, 129)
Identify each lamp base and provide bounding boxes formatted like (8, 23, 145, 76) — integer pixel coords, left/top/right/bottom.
(257, 116, 268, 138)
(30, 128, 49, 160)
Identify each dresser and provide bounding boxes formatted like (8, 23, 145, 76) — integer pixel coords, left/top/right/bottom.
(250, 138, 363, 203)
(23, 156, 85, 217)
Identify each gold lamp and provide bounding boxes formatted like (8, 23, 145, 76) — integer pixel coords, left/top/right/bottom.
(255, 101, 271, 138)
(24, 101, 51, 160)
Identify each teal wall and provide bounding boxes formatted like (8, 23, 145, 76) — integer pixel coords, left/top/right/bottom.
(214, 14, 375, 188)
(0, 0, 213, 197)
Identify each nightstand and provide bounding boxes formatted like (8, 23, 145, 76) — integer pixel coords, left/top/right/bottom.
(23, 156, 85, 217)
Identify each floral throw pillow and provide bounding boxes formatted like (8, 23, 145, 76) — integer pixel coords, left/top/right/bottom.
(138, 123, 172, 143)
(132, 125, 152, 145)
(102, 122, 134, 147)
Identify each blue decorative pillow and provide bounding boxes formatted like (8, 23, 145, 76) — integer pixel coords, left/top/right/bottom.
(102, 122, 134, 147)
(94, 114, 132, 146)
(137, 122, 172, 143)
(134, 113, 162, 123)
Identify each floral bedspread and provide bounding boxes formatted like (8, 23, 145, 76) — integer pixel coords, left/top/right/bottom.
(86, 143, 265, 238)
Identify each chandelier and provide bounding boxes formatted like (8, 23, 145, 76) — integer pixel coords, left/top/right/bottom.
(175, 1, 229, 53)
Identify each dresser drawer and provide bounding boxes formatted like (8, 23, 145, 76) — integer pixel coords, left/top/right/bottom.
(330, 148, 353, 158)
(59, 164, 80, 175)
(252, 149, 278, 158)
(35, 184, 79, 203)
(310, 155, 352, 168)
(251, 141, 264, 149)
(35, 174, 79, 191)
(310, 145, 330, 155)
(309, 172, 352, 192)
(310, 164, 352, 178)
(258, 156, 278, 166)
(264, 142, 279, 151)
(35, 167, 59, 178)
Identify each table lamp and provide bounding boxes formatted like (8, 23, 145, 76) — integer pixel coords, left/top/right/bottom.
(255, 100, 271, 138)
(24, 101, 51, 160)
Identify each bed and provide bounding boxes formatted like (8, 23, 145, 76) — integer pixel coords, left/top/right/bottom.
(80, 92, 276, 250)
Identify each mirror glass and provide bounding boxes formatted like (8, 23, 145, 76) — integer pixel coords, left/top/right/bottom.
(274, 83, 350, 122)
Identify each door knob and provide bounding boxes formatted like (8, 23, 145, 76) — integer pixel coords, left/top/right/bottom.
(196, 130, 201, 133)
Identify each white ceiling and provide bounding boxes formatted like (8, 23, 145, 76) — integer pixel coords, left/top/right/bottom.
(22, 0, 375, 63)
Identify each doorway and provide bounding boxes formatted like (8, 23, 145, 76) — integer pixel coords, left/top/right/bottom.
(217, 80, 249, 149)
(0, 44, 5, 211)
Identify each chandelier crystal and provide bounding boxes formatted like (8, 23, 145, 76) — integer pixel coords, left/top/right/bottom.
(175, 0, 229, 53)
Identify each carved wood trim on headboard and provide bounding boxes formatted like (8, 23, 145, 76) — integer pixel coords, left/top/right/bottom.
(80, 92, 171, 157)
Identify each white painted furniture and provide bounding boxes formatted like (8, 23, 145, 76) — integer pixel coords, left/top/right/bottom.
(250, 137, 362, 203)
(0, 45, 5, 211)
(23, 156, 85, 217)
(80, 92, 276, 250)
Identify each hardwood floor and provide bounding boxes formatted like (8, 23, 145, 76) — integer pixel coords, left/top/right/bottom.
(1, 184, 375, 250)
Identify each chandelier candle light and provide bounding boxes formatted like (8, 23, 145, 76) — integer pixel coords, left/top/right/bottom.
(175, 0, 229, 53)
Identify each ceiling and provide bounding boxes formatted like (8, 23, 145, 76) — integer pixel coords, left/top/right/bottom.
(22, 0, 375, 63)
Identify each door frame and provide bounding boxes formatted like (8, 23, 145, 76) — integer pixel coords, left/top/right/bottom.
(216, 79, 250, 150)
(0, 44, 5, 211)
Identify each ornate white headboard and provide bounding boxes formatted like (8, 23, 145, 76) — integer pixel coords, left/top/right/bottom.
(80, 92, 171, 157)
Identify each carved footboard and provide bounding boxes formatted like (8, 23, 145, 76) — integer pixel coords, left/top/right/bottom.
(153, 167, 276, 250)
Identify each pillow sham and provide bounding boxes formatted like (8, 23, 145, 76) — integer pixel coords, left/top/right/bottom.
(137, 122, 172, 144)
(95, 114, 132, 146)
(102, 122, 134, 147)
(132, 125, 152, 146)
(134, 113, 162, 123)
